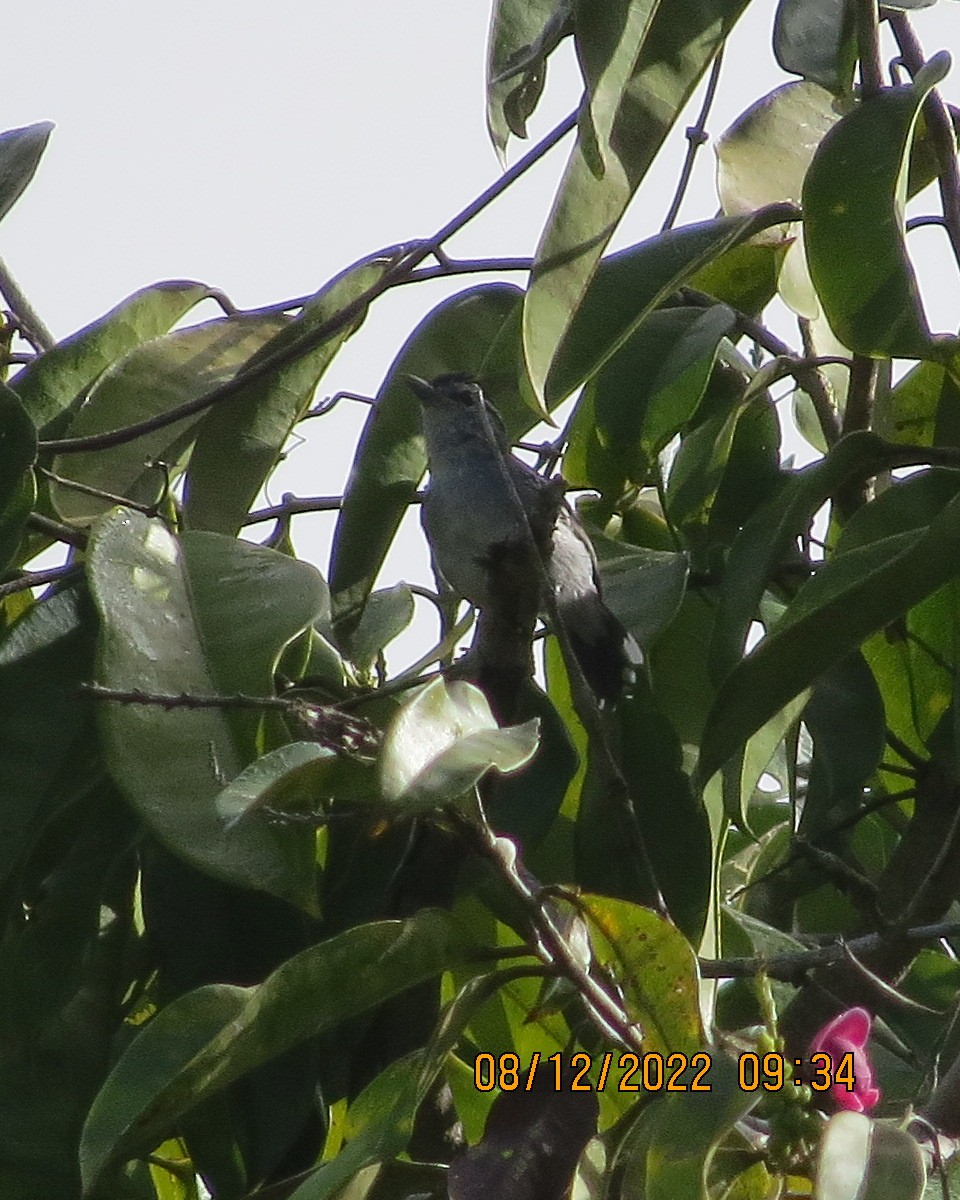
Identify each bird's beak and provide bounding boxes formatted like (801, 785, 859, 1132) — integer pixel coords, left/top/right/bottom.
(404, 374, 435, 403)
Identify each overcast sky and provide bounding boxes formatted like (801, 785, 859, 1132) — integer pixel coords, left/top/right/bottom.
(7, 2, 959, 669)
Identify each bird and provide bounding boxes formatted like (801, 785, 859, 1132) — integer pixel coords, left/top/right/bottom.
(407, 373, 638, 702)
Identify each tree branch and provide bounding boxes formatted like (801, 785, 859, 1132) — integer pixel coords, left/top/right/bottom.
(40, 112, 578, 457)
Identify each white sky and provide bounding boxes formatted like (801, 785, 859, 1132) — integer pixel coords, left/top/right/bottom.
(6, 1, 960, 671)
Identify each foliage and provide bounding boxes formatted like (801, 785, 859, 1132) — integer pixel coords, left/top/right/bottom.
(3, 2, 960, 1198)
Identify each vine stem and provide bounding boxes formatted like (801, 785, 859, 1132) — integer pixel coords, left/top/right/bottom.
(661, 48, 724, 232)
(41, 113, 577, 457)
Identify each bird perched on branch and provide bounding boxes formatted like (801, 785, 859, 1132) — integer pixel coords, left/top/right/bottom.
(407, 373, 638, 702)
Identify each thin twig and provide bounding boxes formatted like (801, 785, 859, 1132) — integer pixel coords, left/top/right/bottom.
(244, 494, 346, 525)
(38, 466, 156, 515)
(25, 511, 88, 548)
(457, 813, 645, 1051)
(889, 13, 960, 271)
(662, 48, 724, 232)
(0, 562, 83, 600)
(40, 112, 578, 457)
(703, 918, 960, 980)
(406, 256, 535, 283)
(0, 255, 54, 351)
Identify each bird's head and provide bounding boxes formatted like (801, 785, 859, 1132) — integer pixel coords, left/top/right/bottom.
(406, 373, 484, 409)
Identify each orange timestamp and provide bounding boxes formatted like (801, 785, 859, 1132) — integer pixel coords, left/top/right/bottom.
(473, 1050, 861, 1094)
(473, 1051, 714, 1093)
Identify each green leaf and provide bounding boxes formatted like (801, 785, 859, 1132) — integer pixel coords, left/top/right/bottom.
(0, 121, 53, 225)
(575, 304, 736, 489)
(49, 313, 286, 524)
(0, 383, 38, 570)
(592, 540, 689, 649)
(625, 1053, 762, 1199)
(773, 0, 856, 93)
(185, 253, 394, 535)
(87, 509, 317, 910)
(181, 530, 328, 757)
(802, 54, 950, 358)
(579, 895, 702, 1054)
(0, 586, 98, 890)
(215, 742, 332, 829)
(349, 583, 415, 672)
(329, 283, 521, 642)
(578, 685, 712, 941)
(380, 677, 540, 811)
(800, 652, 886, 838)
(544, 206, 796, 404)
(523, 0, 754, 402)
(710, 430, 892, 682)
(11, 280, 214, 434)
(717, 82, 845, 216)
(486, 0, 572, 158)
(79, 910, 467, 1191)
(699, 482, 960, 783)
(688, 241, 787, 316)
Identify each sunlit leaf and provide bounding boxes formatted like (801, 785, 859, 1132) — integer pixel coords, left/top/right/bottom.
(185, 252, 395, 535)
(803, 54, 950, 358)
(579, 895, 702, 1054)
(523, 0, 753, 403)
(0, 121, 54, 226)
(87, 510, 317, 910)
(50, 314, 286, 524)
(12, 280, 214, 434)
(380, 677, 539, 811)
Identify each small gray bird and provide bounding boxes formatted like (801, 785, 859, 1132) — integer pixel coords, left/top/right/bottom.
(408, 373, 638, 702)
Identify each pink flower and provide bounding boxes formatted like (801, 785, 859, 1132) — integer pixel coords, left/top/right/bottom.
(808, 1007, 880, 1112)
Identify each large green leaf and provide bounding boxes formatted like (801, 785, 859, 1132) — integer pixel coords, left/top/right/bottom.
(87, 509, 317, 909)
(12, 280, 213, 434)
(0, 787, 138, 1200)
(544, 206, 795, 404)
(577, 686, 712, 941)
(523, 0, 753, 402)
(485, 0, 572, 158)
(803, 54, 950, 358)
(329, 283, 521, 642)
(699, 485, 960, 783)
(185, 254, 393, 535)
(79, 910, 467, 1191)
(50, 314, 286, 524)
(0, 121, 53, 225)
